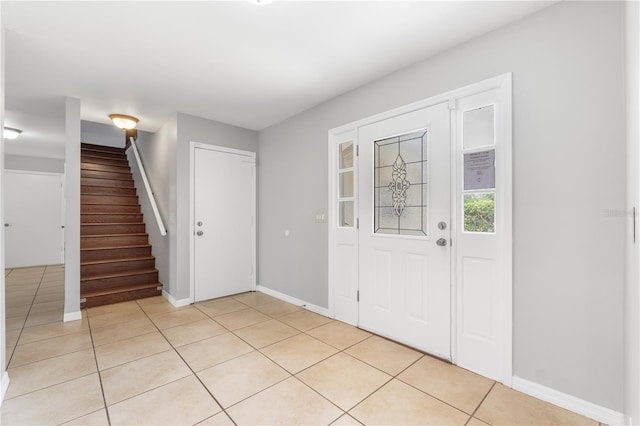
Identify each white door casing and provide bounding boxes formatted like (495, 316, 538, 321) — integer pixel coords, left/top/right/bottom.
(191, 144, 256, 302)
(328, 73, 512, 384)
(4, 171, 64, 268)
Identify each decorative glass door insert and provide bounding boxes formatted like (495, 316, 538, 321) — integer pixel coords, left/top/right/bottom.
(373, 129, 428, 236)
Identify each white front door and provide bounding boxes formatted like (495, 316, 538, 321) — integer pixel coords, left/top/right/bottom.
(193, 146, 256, 302)
(4, 171, 64, 268)
(358, 102, 451, 359)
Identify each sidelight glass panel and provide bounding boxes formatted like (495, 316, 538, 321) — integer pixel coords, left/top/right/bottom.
(463, 105, 494, 149)
(339, 171, 354, 198)
(339, 201, 354, 227)
(339, 142, 353, 169)
(374, 129, 428, 236)
(463, 193, 495, 233)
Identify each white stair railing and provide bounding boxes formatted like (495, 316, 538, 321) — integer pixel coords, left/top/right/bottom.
(127, 137, 167, 236)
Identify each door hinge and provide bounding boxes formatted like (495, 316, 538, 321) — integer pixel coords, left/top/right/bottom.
(80, 298, 86, 303)
(356, 218, 359, 229)
(356, 290, 359, 302)
(356, 145, 359, 156)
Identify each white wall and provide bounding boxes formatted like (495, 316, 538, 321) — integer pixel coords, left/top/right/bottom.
(173, 113, 258, 301)
(5, 154, 64, 173)
(135, 113, 258, 302)
(625, 1, 640, 424)
(63, 97, 81, 321)
(81, 120, 126, 149)
(133, 117, 177, 295)
(258, 1, 625, 413)
(0, 5, 8, 404)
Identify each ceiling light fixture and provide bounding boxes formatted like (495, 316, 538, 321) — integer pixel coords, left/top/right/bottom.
(248, 0, 273, 5)
(4, 127, 23, 140)
(109, 114, 139, 130)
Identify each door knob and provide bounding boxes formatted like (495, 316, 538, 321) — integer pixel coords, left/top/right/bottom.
(196, 230, 204, 236)
(436, 238, 447, 246)
(4, 223, 9, 227)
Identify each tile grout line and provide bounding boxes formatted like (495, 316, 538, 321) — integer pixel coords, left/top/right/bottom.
(134, 299, 239, 426)
(467, 381, 497, 425)
(86, 307, 113, 426)
(6, 266, 47, 368)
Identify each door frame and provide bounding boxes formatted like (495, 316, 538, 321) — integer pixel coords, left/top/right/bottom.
(3, 169, 65, 266)
(328, 73, 512, 384)
(188, 142, 257, 303)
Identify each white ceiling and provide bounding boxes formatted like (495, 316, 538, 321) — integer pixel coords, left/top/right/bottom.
(2, 1, 553, 157)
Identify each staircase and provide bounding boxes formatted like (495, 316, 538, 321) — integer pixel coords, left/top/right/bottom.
(80, 143, 163, 309)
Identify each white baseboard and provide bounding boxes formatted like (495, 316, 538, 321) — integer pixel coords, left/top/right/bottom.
(256, 285, 331, 318)
(162, 290, 191, 308)
(1, 371, 10, 406)
(512, 376, 625, 426)
(63, 311, 82, 322)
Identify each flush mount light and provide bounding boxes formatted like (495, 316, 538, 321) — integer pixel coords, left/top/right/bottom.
(109, 114, 139, 130)
(4, 127, 23, 140)
(248, 0, 273, 4)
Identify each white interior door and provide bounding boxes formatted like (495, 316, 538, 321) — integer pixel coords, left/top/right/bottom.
(193, 146, 256, 302)
(4, 171, 64, 268)
(358, 102, 451, 359)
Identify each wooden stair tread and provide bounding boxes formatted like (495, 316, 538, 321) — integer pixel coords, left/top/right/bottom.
(81, 255, 155, 266)
(81, 268, 158, 281)
(81, 244, 151, 252)
(81, 232, 147, 237)
(82, 283, 162, 298)
(82, 222, 144, 226)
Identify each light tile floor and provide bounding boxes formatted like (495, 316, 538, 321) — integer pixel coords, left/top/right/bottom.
(1, 265, 604, 425)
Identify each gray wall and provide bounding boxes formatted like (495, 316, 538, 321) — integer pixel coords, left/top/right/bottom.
(257, 1, 625, 412)
(81, 120, 126, 149)
(63, 97, 81, 318)
(173, 113, 258, 300)
(625, 1, 640, 424)
(133, 116, 177, 296)
(5, 154, 64, 173)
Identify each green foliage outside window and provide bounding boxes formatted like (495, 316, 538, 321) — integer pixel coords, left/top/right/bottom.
(464, 193, 495, 232)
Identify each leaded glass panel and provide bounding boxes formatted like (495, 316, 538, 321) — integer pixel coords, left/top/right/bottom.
(374, 129, 428, 236)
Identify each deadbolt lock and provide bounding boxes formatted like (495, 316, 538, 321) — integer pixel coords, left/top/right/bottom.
(437, 221, 447, 230)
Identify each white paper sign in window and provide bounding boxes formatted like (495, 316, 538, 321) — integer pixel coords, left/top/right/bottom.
(464, 149, 495, 191)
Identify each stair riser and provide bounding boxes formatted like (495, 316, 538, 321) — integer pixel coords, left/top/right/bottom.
(81, 287, 162, 309)
(82, 235, 148, 248)
(81, 195, 138, 205)
(81, 169, 133, 181)
(81, 162, 130, 174)
(81, 213, 143, 223)
(81, 204, 141, 214)
(81, 143, 125, 154)
(82, 258, 156, 276)
(80, 149, 126, 160)
(81, 224, 146, 235)
(81, 186, 136, 196)
(81, 271, 159, 293)
(81, 246, 151, 262)
(81, 155, 129, 167)
(82, 177, 134, 188)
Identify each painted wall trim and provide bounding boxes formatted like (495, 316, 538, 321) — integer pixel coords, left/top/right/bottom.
(0, 372, 9, 407)
(63, 311, 82, 322)
(257, 284, 331, 317)
(512, 376, 625, 426)
(162, 290, 191, 308)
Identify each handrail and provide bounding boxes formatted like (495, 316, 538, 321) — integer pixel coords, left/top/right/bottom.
(127, 137, 167, 236)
